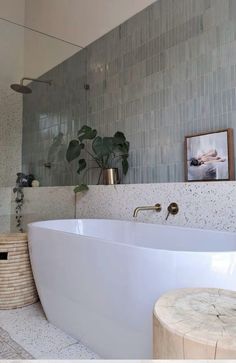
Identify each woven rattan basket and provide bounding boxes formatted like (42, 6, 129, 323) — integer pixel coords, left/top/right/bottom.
(0, 233, 38, 309)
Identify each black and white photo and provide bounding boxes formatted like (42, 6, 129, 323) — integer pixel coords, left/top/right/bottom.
(185, 129, 234, 181)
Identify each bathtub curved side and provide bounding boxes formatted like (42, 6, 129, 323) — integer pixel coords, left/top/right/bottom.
(28, 225, 236, 359)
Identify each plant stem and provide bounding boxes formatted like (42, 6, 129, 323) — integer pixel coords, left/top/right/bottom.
(104, 154, 110, 168)
(83, 146, 103, 168)
(97, 169, 103, 184)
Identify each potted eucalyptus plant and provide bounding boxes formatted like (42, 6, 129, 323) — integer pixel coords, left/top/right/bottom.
(66, 125, 130, 192)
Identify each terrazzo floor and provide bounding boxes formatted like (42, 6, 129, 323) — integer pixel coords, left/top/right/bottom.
(0, 302, 99, 359)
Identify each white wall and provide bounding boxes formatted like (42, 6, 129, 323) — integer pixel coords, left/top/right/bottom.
(25, 0, 155, 47)
(24, 0, 155, 77)
(0, 0, 25, 186)
(0, 0, 25, 22)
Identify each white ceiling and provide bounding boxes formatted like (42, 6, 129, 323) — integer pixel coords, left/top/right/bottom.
(0, 0, 25, 23)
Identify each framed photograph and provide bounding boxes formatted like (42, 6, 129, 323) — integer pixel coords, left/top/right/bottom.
(185, 129, 234, 182)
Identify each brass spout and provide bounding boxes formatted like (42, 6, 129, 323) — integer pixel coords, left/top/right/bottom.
(133, 203, 162, 218)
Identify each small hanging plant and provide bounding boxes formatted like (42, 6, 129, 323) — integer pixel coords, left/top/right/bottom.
(13, 173, 35, 232)
(13, 186, 24, 233)
(66, 125, 130, 192)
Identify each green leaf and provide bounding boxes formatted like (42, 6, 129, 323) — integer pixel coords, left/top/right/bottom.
(92, 136, 102, 156)
(78, 125, 97, 142)
(115, 141, 130, 154)
(124, 141, 130, 153)
(92, 136, 113, 158)
(74, 184, 89, 193)
(122, 157, 129, 175)
(77, 159, 87, 174)
(103, 137, 114, 153)
(113, 131, 126, 144)
(66, 140, 83, 162)
(113, 132, 130, 154)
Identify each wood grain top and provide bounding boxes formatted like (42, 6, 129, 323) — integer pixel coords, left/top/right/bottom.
(154, 288, 236, 355)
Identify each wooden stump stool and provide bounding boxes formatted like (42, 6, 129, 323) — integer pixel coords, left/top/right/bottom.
(153, 288, 236, 359)
(0, 233, 38, 309)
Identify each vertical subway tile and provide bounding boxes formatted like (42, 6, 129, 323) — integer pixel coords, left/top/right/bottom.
(22, 0, 236, 185)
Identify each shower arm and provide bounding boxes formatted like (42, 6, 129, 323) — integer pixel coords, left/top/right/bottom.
(20, 77, 52, 86)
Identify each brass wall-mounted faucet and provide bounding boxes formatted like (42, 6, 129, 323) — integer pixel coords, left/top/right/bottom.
(166, 202, 179, 220)
(133, 203, 162, 218)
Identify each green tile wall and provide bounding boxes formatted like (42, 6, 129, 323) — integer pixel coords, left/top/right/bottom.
(22, 0, 236, 185)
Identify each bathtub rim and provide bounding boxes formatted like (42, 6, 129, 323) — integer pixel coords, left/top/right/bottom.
(28, 218, 236, 254)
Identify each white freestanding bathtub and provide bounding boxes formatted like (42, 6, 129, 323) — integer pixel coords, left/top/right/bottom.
(28, 219, 236, 359)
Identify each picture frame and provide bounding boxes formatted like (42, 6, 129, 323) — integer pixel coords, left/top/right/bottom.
(185, 129, 235, 182)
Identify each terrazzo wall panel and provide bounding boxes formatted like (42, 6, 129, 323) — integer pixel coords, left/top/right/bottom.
(76, 182, 236, 232)
(0, 188, 12, 233)
(0, 187, 75, 233)
(0, 181, 235, 233)
(10, 186, 75, 232)
(9, 186, 75, 232)
(0, 17, 24, 187)
(0, 89, 22, 187)
(23, 0, 236, 186)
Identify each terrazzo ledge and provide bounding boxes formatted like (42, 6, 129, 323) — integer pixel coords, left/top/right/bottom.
(10, 186, 75, 232)
(4, 182, 236, 233)
(76, 182, 236, 232)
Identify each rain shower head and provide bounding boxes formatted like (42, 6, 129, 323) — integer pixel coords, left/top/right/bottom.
(11, 83, 32, 94)
(10, 77, 52, 94)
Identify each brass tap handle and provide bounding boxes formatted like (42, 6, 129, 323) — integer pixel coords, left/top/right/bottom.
(166, 202, 179, 220)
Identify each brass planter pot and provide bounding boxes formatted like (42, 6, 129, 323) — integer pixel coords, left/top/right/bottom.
(103, 168, 119, 185)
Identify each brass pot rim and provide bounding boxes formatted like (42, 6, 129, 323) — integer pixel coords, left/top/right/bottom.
(102, 167, 118, 170)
